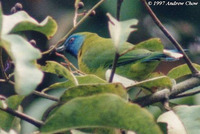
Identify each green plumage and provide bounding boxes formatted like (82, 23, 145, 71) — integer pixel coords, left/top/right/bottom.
(77, 32, 163, 81)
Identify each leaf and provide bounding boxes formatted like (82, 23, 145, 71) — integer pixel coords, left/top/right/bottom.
(42, 74, 106, 93)
(76, 75, 106, 84)
(40, 94, 162, 134)
(134, 38, 163, 52)
(60, 83, 128, 102)
(2, 11, 57, 39)
(157, 105, 200, 134)
(1, 35, 43, 95)
(107, 13, 138, 51)
(0, 95, 24, 131)
(41, 61, 78, 86)
(168, 63, 200, 79)
(128, 76, 173, 93)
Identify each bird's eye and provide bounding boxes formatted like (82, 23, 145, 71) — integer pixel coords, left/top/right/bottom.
(68, 37, 75, 44)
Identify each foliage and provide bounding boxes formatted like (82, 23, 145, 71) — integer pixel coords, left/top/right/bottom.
(0, 1, 200, 134)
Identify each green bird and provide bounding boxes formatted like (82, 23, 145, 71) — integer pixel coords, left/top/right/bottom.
(56, 32, 182, 81)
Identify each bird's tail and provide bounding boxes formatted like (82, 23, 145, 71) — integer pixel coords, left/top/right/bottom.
(142, 49, 184, 62)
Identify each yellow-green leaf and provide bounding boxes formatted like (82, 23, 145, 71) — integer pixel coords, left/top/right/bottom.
(41, 61, 78, 86)
(168, 63, 200, 79)
(41, 94, 162, 134)
(60, 83, 128, 102)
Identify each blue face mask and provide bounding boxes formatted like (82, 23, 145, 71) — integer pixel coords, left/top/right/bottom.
(56, 34, 85, 57)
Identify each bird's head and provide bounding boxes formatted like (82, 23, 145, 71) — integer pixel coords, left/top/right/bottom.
(56, 33, 85, 57)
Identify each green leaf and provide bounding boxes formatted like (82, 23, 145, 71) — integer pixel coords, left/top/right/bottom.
(2, 11, 57, 39)
(128, 76, 173, 93)
(1, 35, 43, 95)
(42, 74, 106, 93)
(168, 63, 200, 79)
(107, 13, 138, 51)
(60, 83, 128, 102)
(158, 105, 200, 134)
(0, 95, 24, 131)
(41, 61, 78, 85)
(41, 94, 162, 134)
(42, 81, 74, 93)
(134, 38, 163, 52)
(76, 75, 106, 84)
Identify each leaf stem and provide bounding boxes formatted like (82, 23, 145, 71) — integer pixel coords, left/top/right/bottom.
(0, 106, 44, 128)
(42, 0, 106, 55)
(140, 0, 199, 76)
(109, 53, 120, 82)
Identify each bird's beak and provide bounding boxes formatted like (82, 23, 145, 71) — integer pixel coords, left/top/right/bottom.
(55, 45, 66, 52)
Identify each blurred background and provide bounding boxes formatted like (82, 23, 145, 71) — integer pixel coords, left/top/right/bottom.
(0, 0, 200, 133)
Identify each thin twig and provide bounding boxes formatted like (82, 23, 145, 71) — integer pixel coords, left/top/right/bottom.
(56, 52, 85, 75)
(109, 0, 124, 83)
(117, 0, 123, 20)
(33, 91, 59, 102)
(119, 46, 135, 57)
(0, 106, 44, 128)
(175, 90, 200, 98)
(140, 0, 199, 76)
(73, 6, 78, 27)
(0, 78, 59, 101)
(42, 0, 106, 55)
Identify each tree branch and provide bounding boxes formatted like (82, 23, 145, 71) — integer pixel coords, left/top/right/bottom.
(140, 0, 199, 76)
(117, 0, 123, 20)
(133, 77, 200, 106)
(0, 106, 44, 128)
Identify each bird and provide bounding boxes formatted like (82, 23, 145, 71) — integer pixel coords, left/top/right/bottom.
(56, 32, 183, 81)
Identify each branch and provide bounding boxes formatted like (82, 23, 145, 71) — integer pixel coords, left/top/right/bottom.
(175, 89, 200, 99)
(117, 0, 124, 20)
(140, 0, 199, 76)
(133, 77, 200, 106)
(42, 0, 106, 55)
(33, 91, 59, 102)
(0, 106, 44, 128)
